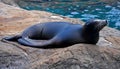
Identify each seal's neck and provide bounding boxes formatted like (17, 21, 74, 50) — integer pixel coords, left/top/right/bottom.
(82, 27, 99, 44)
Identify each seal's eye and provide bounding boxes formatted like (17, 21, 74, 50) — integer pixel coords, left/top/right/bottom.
(84, 19, 101, 31)
(85, 21, 97, 27)
(86, 19, 104, 26)
(85, 19, 97, 25)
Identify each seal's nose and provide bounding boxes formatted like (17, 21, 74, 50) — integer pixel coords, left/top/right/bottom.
(102, 20, 108, 26)
(105, 20, 108, 23)
(98, 20, 108, 28)
(105, 20, 108, 26)
(102, 20, 107, 22)
(102, 20, 108, 24)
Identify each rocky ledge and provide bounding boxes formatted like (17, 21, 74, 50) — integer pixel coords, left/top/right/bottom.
(0, 2, 120, 69)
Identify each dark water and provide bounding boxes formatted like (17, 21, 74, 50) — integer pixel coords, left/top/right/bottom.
(19, 0, 120, 30)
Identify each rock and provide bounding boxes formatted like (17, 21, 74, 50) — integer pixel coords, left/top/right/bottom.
(0, 2, 120, 69)
(0, 0, 19, 7)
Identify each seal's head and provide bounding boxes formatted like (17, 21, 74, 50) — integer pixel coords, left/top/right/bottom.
(82, 19, 108, 44)
(84, 19, 108, 32)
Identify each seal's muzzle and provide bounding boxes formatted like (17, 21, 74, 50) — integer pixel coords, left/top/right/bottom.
(96, 19, 108, 31)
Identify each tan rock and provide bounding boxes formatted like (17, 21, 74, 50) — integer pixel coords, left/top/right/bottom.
(0, 2, 120, 69)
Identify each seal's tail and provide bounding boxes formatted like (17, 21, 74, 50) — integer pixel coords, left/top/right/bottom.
(2, 35, 21, 41)
(18, 38, 54, 48)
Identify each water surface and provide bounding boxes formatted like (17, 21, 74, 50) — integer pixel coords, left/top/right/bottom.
(19, 0, 120, 30)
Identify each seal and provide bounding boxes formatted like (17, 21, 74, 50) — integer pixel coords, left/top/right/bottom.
(2, 19, 108, 48)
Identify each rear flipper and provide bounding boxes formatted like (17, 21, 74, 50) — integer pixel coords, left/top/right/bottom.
(18, 37, 61, 48)
(2, 35, 21, 41)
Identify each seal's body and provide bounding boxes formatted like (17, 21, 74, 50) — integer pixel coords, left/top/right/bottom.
(3, 19, 107, 48)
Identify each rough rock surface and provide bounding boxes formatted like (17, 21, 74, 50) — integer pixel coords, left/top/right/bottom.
(0, 0, 19, 7)
(0, 2, 120, 69)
